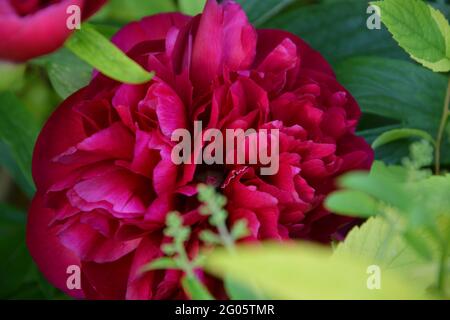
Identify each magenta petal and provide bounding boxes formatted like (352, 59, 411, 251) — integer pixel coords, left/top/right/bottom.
(191, 0, 257, 93)
(27, 193, 84, 299)
(58, 221, 141, 263)
(111, 13, 191, 53)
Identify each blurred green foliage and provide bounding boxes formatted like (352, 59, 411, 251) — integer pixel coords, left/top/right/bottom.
(1, 0, 450, 300)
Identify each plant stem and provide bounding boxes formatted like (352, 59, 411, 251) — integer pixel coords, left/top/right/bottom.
(437, 241, 449, 297)
(435, 78, 450, 175)
(217, 222, 235, 253)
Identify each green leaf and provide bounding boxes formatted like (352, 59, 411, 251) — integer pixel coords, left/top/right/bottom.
(205, 243, 427, 299)
(0, 92, 38, 194)
(0, 61, 25, 91)
(339, 171, 410, 212)
(0, 142, 34, 197)
(140, 258, 180, 273)
(372, 128, 436, 149)
(106, 0, 177, 22)
(231, 219, 250, 240)
(336, 56, 449, 164)
(373, 0, 450, 72)
(179, 0, 206, 15)
(237, 0, 295, 26)
(263, 0, 408, 66)
(41, 49, 92, 99)
(333, 217, 433, 291)
(0, 204, 31, 298)
(325, 190, 379, 218)
(224, 274, 267, 300)
(181, 275, 214, 300)
(65, 24, 154, 84)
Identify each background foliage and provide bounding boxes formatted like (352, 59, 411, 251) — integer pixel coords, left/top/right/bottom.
(1, 0, 449, 299)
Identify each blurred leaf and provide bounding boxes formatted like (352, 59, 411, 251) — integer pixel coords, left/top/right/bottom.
(237, 0, 295, 26)
(224, 274, 267, 300)
(106, 0, 176, 22)
(140, 257, 180, 272)
(181, 275, 214, 300)
(263, 0, 407, 65)
(334, 217, 419, 269)
(65, 24, 154, 84)
(339, 171, 410, 212)
(205, 243, 427, 299)
(337, 57, 449, 164)
(373, 0, 450, 72)
(372, 128, 436, 149)
(0, 204, 30, 298)
(42, 49, 92, 99)
(179, 0, 206, 15)
(0, 142, 34, 197)
(0, 92, 37, 194)
(333, 217, 434, 290)
(0, 62, 25, 92)
(325, 190, 379, 218)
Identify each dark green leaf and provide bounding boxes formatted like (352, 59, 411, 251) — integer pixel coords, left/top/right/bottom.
(336, 56, 449, 164)
(263, 0, 408, 65)
(0, 92, 38, 194)
(237, 0, 295, 26)
(0, 204, 31, 298)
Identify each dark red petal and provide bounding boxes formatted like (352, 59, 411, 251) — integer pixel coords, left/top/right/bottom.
(27, 193, 84, 299)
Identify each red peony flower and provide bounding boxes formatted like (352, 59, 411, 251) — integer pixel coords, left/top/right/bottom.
(0, 0, 106, 62)
(27, 0, 373, 299)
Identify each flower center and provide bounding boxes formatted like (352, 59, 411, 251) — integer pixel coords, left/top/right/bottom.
(194, 164, 227, 188)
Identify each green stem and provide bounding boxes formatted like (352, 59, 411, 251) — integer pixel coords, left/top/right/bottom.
(435, 78, 450, 175)
(217, 222, 236, 253)
(437, 241, 449, 297)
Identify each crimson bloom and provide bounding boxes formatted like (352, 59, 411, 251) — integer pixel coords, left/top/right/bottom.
(0, 0, 106, 62)
(27, 0, 373, 299)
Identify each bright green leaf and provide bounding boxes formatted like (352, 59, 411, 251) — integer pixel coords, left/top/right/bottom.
(205, 243, 427, 299)
(179, 0, 206, 15)
(181, 275, 214, 300)
(65, 24, 154, 84)
(224, 274, 266, 300)
(140, 258, 180, 273)
(339, 172, 410, 212)
(333, 217, 434, 291)
(106, 0, 177, 22)
(0, 61, 25, 91)
(373, 0, 450, 72)
(325, 190, 379, 218)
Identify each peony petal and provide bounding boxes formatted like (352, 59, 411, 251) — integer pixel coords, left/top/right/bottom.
(191, 0, 257, 93)
(111, 13, 191, 53)
(27, 193, 84, 299)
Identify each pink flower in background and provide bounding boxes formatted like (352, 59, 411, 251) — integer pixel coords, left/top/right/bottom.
(0, 0, 106, 62)
(27, 0, 373, 299)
